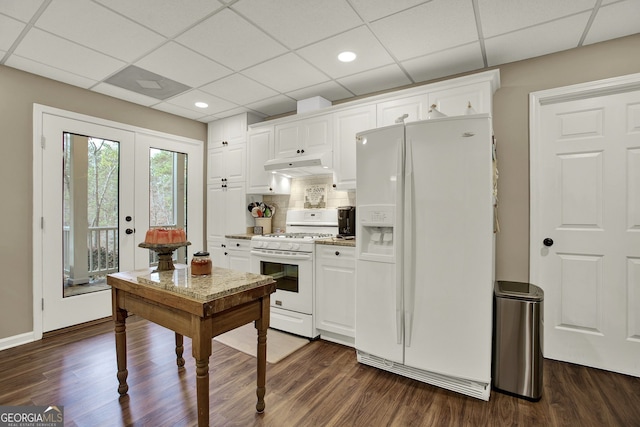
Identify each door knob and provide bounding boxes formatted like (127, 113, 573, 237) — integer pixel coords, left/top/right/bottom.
(543, 238, 554, 247)
(126, 228, 134, 235)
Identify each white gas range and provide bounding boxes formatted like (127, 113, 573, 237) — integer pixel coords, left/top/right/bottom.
(250, 209, 338, 338)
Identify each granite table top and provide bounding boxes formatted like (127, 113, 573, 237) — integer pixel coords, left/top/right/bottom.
(109, 265, 274, 302)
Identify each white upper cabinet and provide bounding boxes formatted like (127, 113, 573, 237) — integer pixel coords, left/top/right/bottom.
(207, 142, 246, 184)
(208, 114, 249, 147)
(274, 114, 333, 158)
(246, 126, 291, 195)
(208, 113, 261, 185)
(206, 182, 247, 242)
(377, 94, 428, 127)
(246, 126, 273, 193)
(427, 81, 493, 117)
(333, 105, 377, 191)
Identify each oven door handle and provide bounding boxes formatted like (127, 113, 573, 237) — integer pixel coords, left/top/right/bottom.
(250, 250, 312, 261)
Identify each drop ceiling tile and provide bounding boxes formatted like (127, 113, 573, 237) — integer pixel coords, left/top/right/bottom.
(35, 0, 164, 62)
(287, 81, 354, 102)
(232, 0, 362, 49)
(297, 26, 395, 79)
(177, 8, 287, 71)
(370, 0, 478, 61)
(478, 0, 595, 38)
(12, 28, 125, 81)
(337, 64, 411, 96)
(485, 12, 591, 66)
(166, 89, 238, 115)
(349, 0, 426, 22)
(95, 0, 224, 37)
(135, 42, 232, 88)
(152, 102, 207, 120)
(0, 0, 44, 22)
(402, 42, 484, 83)
(242, 53, 329, 93)
(584, 0, 640, 45)
(5, 54, 98, 88)
(200, 74, 278, 105)
(92, 82, 161, 106)
(246, 94, 297, 117)
(0, 14, 25, 51)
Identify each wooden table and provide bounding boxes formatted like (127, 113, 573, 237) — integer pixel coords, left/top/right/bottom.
(107, 265, 276, 427)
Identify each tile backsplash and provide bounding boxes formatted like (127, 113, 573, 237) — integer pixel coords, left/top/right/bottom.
(261, 174, 355, 232)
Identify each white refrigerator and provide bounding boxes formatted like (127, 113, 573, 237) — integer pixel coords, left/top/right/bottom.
(355, 114, 495, 400)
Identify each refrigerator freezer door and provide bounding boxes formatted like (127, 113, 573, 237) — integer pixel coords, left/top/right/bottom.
(355, 259, 403, 362)
(355, 124, 404, 363)
(403, 115, 494, 383)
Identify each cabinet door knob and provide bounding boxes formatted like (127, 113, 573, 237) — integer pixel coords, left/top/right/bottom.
(335, 251, 340, 256)
(300, 149, 305, 153)
(125, 228, 134, 235)
(236, 243, 240, 247)
(296, 149, 301, 154)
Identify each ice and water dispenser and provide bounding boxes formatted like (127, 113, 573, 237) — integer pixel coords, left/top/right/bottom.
(357, 205, 396, 259)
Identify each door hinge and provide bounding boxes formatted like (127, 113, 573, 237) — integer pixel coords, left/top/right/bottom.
(41, 217, 44, 229)
(41, 135, 46, 149)
(41, 298, 44, 311)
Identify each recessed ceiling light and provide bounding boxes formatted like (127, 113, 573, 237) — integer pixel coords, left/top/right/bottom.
(338, 51, 356, 62)
(195, 102, 208, 108)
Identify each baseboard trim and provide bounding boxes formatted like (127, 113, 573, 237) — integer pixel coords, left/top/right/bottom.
(0, 331, 36, 351)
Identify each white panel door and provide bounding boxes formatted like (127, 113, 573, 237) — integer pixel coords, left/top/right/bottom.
(533, 87, 640, 376)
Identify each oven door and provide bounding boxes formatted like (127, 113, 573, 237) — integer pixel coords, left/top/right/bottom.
(250, 249, 313, 314)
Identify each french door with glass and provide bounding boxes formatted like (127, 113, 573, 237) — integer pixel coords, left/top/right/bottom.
(37, 110, 202, 334)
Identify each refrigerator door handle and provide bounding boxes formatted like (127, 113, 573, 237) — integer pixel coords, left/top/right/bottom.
(404, 137, 415, 348)
(396, 309, 403, 345)
(396, 133, 405, 346)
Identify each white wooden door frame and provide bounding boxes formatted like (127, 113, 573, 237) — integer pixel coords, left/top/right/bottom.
(33, 104, 204, 340)
(529, 72, 640, 287)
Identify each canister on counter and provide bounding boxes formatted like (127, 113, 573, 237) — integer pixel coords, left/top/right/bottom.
(191, 251, 212, 276)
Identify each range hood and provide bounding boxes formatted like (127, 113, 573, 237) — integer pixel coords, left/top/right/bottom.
(264, 151, 333, 176)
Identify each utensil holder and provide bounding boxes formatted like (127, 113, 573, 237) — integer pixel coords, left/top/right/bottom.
(255, 217, 272, 234)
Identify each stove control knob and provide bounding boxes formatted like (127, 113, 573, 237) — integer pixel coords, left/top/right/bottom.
(292, 244, 300, 251)
(285, 243, 293, 250)
(270, 242, 280, 250)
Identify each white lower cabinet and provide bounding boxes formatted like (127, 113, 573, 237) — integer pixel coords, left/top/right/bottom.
(226, 238, 251, 272)
(207, 238, 251, 272)
(315, 245, 356, 346)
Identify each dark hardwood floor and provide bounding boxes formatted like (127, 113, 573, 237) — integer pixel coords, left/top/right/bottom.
(1, 315, 639, 426)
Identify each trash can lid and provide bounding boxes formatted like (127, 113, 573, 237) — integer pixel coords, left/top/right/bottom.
(494, 281, 544, 301)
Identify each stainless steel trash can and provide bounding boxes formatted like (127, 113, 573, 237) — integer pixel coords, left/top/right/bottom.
(492, 281, 544, 401)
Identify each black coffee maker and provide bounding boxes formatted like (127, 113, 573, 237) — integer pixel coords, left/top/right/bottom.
(337, 206, 356, 238)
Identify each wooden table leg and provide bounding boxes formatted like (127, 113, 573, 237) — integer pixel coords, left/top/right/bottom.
(255, 296, 270, 413)
(113, 290, 129, 395)
(175, 333, 185, 368)
(192, 318, 212, 427)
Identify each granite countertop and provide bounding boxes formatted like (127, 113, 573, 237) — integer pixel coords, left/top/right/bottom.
(112, 265, 274, 302)
(316, 237, 356, 247)
(225, 233, 255, 240)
